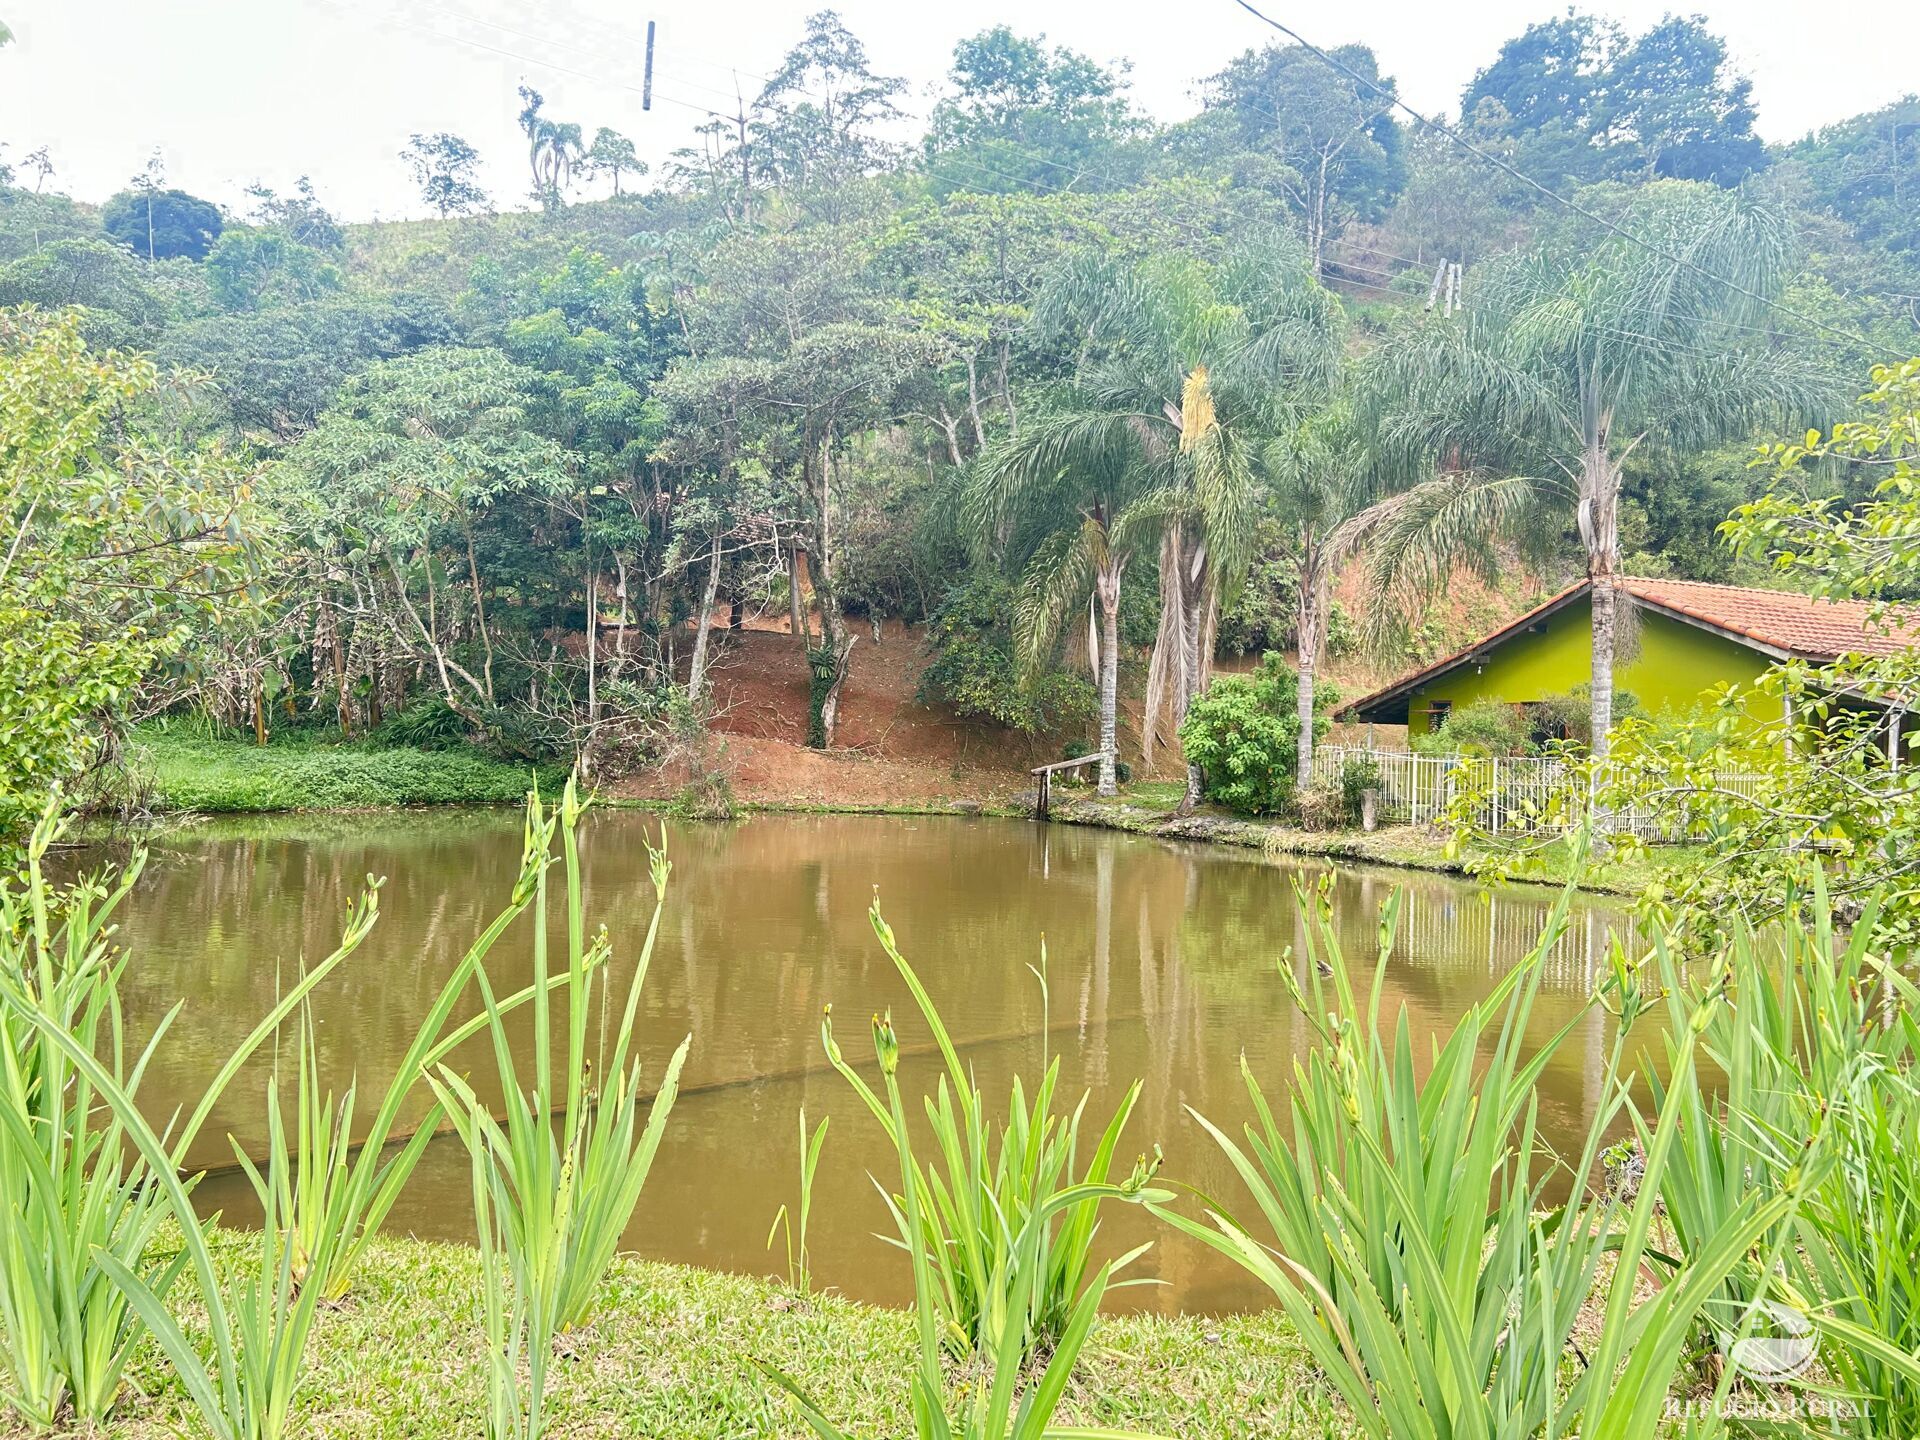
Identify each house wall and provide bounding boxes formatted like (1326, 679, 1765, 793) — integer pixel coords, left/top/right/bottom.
(1404, 597, 1781, 738)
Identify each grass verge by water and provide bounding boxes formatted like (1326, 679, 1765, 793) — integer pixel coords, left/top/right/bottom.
(57, 1231, 1326, 1440)
(130, 730, 561, 813)
(1061, 782, 1692, 897)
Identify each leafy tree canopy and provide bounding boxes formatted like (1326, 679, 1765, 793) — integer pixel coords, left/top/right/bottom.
(100, 185, 224, 260)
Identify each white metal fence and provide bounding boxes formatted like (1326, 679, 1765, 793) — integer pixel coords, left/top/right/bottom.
(1310, 744, 1766, 841)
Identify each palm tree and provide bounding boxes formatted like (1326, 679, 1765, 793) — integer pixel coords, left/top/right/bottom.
(1377, 184, 1840, 766)
(518, 86, 585, 212)
(972, 435, 1164, 797)
(1021, 240, 1344, 807)
(1254, 390, 1535, 789)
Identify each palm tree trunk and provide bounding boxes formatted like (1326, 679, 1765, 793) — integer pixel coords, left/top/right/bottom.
(1589, 572, 1616, 768)
(1295, 566, 1323, 791)
(686, 535, 724, 705)
(1096, 561, 1122, 797)
(1177, 534, 1209, 813)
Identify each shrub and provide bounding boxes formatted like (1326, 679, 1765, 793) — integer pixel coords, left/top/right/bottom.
(1178, 653, 1326, 815)
(1294, 780, 1346, 830)
(134, 730, 558, 812)
(917, 572, 1094, 736)
(1337, 753, 1383, 823)
(768, 902, 1170, 1440)
(373, 698, 468, 749)
(818, 905, 1161, 1365)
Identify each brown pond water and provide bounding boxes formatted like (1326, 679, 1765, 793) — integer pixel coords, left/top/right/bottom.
(99, 810, 1631, 1314)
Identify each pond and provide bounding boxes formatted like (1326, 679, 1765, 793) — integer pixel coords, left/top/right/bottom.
(100, 810, 1630, 1314)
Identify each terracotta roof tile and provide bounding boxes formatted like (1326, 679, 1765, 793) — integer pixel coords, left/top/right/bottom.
(1338, 576, 1917, 721)
(1618, 577, 1917, 660)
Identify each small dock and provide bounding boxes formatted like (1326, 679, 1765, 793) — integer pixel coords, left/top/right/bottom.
(1029, 753, 1112, 820)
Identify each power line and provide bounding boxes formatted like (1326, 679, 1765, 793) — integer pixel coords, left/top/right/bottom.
(1222, 0, 1882, 352)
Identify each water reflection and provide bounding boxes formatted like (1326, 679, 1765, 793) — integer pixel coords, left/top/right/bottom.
(95, 811, 1631, 1313)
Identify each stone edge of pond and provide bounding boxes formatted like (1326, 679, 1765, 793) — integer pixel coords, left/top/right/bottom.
(1043, 797, 1646, 899)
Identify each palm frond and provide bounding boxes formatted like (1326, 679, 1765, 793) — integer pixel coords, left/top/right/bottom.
(1348, 471, 1545, 651)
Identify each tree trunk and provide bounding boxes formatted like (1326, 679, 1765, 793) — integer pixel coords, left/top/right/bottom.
(1589, 573, 1616, 768)
(1583, 449, 1622, 770)
(1096, 560, 1123, 797)
(1295, 565, 1323, 791)
(463, 525, 495, 705)
(787, 544, 807, 645)
(686, 536, 724, 705)
(585, 561, 600, 738)
(1177, 533, 1210, 814)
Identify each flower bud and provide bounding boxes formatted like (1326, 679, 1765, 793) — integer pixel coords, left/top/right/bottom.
(873, 1011, 899, 1076)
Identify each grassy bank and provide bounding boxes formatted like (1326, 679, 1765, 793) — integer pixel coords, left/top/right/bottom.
(131, 728, 561, 813)
(1052, 782, 1682, 898)
(69, 1232, 1325, 1440)
(127, 729, 1675, 900)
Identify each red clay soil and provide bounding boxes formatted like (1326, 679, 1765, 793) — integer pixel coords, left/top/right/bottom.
(610, 620, 1050, 808)
(610, 561, 1556, 809)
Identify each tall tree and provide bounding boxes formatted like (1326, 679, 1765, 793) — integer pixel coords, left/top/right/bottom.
(518, 87, 585, 213)
(1602, 16, 1765, 185)
(586, 127, 643, 197)
(1200, 43, 1405, 271)
(401, 132, 489, 217)
(100, 181, 223, 261)
(971, 402, 1163, 795)
(656, 225, 928, 746)
(1017, 239, 1344, 803)
(924, 27, 1141, 197)
(1462, 12, 1765, 189)
(0, 308, 266, 830)
(1376, 186, 1838, 768)
(752, 10, 906, 207)
(279, 346, 578, 717)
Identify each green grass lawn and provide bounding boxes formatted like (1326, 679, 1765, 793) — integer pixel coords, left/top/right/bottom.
(72, 1232, 1330, 1440)
(130, 727, 561, 813)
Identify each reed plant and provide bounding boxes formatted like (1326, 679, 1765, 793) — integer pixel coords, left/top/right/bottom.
(0, 799, 379, 1431)
(819, 905, 1152, 1364)
(1157, 870, 1829, 1440)
(1680, 883, 1920, 1436)
(273, 805, 577, 1304)
(430, 779, 690, 1440)
(761, 1006, 1174, 1440)
(767, 1108, 830, 1294)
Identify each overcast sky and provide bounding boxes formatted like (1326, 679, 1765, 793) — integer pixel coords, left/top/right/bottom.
(2, 0, 1914, 223)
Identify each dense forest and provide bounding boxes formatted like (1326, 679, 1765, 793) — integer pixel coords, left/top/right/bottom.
(4, 8, 1917, 825)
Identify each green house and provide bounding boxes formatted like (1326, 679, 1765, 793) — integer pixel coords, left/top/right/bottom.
(1341, 577, 1913, 741)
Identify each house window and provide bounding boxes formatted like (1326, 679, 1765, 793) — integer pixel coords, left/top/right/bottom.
(1523, 702, 1570, 746)
(1425, 700, 1452, 731)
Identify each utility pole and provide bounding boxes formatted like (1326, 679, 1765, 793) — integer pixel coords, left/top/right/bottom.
(1425, 258, 1447, 311)
(642, 20, 655, 110)
(734, 74, 752, 226)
